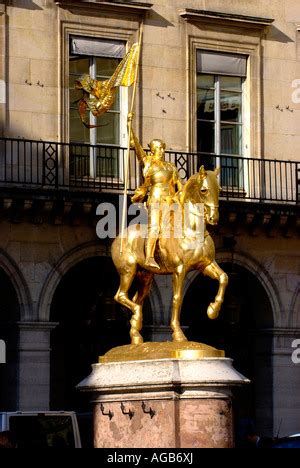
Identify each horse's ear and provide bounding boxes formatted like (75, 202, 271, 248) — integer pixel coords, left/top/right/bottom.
(214, 167, 221, 177)
(199, 165, 207, 180)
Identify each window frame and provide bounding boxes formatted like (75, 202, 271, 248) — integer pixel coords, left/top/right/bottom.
(188, 37, 262, 159)
(197, 73, 244, 157)
(188, 37, 262, 196)
(60, 23, 133, 183)
(68, 40, 128, 180)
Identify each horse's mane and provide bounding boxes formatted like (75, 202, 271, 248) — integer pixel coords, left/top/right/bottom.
(180, 173, 203, 205)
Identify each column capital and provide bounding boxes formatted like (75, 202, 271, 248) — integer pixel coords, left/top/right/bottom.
(255, 328, 300, 337)
(16, 321, 59, 332)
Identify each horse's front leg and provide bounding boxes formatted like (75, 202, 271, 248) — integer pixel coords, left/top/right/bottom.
(171, 266, 188, 342)
(114, 269, 143, 345)
(203, 260, 228, 319)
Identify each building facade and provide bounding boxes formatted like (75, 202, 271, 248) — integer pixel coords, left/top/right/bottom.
(0, 0, 299, 439)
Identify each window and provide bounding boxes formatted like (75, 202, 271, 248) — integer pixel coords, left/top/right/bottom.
(197, 51, 247, 188)
(69, 37, 128, 179)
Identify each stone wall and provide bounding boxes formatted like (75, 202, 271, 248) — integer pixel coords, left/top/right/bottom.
(0, 4, 6, 135)
(1, 0, 299, 160)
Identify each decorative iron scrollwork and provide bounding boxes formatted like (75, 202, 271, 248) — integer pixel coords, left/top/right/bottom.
(175, 153, 188, 180)
(44, 143, 58, 186)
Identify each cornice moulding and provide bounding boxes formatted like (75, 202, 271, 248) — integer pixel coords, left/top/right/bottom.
(56, 1, 153, 16)
(179, 8, 274, 29)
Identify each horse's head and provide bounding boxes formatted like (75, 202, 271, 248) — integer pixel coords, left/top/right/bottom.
(181, 166, 221, 226)
(198, 166, 221, 225)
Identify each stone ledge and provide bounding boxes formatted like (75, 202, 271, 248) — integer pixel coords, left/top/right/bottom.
(56, 0, 153, 16)
(179, 8, 274, 29)
(78, 358, 249, 394)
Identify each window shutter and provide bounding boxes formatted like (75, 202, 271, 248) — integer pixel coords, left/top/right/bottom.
(70, 36, 125, 58)
(197, 50, 247, 77)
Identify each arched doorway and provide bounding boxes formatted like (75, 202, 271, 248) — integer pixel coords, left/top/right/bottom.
(0, 268, 20, 410)
(50, 257, 131, 412)
(181, 262, 274, 437)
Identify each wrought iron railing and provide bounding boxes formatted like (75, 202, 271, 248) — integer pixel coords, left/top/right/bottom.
(0, 138, 299, 204)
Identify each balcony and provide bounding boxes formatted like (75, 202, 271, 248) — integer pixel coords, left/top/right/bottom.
(0, 138, 298, 205)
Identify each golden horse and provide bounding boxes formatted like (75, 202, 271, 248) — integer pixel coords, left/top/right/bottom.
(111, 166, 228, 345)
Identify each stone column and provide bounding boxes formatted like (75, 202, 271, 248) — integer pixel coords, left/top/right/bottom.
(0, 4, 6, 135)
(271, 328, 300, 437)
(253, 330, 275, 435)
(17, 322, 58, 411)
(78, 358, 249, 448)
(146, 276, 188, 342)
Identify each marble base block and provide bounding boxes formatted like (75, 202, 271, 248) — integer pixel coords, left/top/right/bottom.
(78, 358, 249, 448)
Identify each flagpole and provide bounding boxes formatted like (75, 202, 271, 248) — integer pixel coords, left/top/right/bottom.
(120, 22, 144, 254)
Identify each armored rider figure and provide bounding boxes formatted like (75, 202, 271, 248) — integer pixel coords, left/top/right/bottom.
(129, 113, 183, 270)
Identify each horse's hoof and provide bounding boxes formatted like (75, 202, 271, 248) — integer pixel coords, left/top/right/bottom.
(131, 334, 143, 345)
(207, 303, 219, 320)
(172, 331, 188, 342)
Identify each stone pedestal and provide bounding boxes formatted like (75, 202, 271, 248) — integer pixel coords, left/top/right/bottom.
(78, 358, 249, 448)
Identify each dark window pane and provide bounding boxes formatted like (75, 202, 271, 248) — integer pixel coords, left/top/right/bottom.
(220, 76, 242, 91)
(220, 91, 242, 123)
(108, 91, 120, 112)
(69, 88, 81, 108)
(69, 58, 89, 75)
(197, 89, 215, 120)
(197, 121, 215, 154)
(96, 57, 120, 78)
(70, 108, 90, 143)
(197, 74, 215, 89)
(97, 112, 120, 145)
(221, 124, 242, 155)
(69, 74, 79, 89)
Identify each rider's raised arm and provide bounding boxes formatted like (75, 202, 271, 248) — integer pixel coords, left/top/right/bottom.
(130, 128, 146, 166)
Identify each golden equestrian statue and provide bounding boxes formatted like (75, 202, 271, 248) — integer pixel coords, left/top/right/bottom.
(110, 117, 228, 350)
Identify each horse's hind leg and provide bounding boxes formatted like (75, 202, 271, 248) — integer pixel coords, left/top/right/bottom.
(132, 270, 154, 307)
(203, 260, 228, 320)
(114, 267, 144, 345)
(171, 266, 188, 342)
